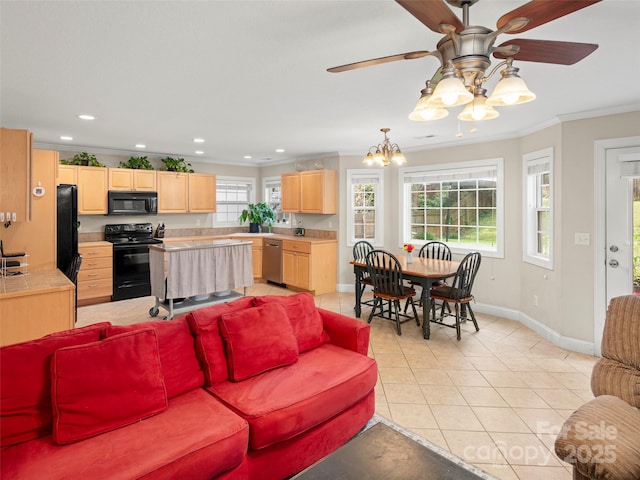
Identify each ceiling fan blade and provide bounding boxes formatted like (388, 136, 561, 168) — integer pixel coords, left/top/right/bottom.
(396, 0, 464, 34)
(327, 51, 431, 73)
(493, 39, 598, 65)
(497, 0, 601, 34)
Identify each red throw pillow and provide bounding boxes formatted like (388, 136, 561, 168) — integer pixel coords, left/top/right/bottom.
(219, 303, 298, 381)
(0, 322, 110, 447)
(254, 292, 329, 352)
(186, 296, 255, 385)
(51, 329, 168, 445)
(107, 317, 203, 399)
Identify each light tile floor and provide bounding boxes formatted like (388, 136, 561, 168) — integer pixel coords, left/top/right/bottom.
(78, 283, 597, 480)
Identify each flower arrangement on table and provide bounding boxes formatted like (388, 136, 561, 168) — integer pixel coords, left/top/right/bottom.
(403, 243, 415, 253)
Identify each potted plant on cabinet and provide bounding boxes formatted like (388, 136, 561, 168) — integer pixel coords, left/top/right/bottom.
(119, 156, 154, 170)
(239, 202, 275, 233)
(60, 152, 104, 167)
(160, 156, 194, 173)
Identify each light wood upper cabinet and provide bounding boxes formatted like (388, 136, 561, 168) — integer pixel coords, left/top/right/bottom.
(78, 166, 108, 214)
(0, 128, 33, 222)
(188, 173, 216, 212)
(57, 164, 78, 185)
(157, 171, 189, 213)
(108, 168, 157, 191)
(281, 173, 300, 212)
(281, 169, 336, 214)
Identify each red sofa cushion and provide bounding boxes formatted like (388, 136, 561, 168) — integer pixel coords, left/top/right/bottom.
(106, 316, 204, 398)
(51, 329, 168, 445)
(208, 343, 377, 450)
(254, 292, 329, 352)
(186, 296, 255, 385)
(0, 322, 110, 447)
(1, 389, 249, 480)
(220, 303, 299, 381)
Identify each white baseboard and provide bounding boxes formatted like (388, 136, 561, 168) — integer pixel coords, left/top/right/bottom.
(336, 284, 595, 355)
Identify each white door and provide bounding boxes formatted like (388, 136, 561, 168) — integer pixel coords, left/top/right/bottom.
(606, 146, 640, 301)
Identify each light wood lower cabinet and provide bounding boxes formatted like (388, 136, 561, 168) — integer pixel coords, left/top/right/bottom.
(228, 236, 262, 278)
(78, 242, 112, 306)
(282, 239, 336, 295)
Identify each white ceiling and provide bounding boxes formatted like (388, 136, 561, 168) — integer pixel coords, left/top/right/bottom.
(2, 1, 639, 167)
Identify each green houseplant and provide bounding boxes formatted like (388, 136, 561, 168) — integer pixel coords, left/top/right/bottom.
(119, 156, 154, 170)
(160, 156, 194, 173)
(239, 202, 275, 233)
(60, 152, 104, 167)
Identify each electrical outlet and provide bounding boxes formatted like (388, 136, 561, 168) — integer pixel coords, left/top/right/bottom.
(0, 212, 4, 222)
(328, 220, 333, 229)
(533, 295, 539, 307)
(11, 212, 16, 222)
(196, 219, 201, 226)
(574, 232, 590, 246)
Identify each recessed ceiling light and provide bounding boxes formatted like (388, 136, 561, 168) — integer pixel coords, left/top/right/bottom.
(135, 144, 146, 149)
(193, 138, 205, 143)
(243, 155, 252, 159)
(78, 114, 95, 120)
(195, 150, 204, 155)
(59, 136, 73, 141)
(275, 148, 285, 153)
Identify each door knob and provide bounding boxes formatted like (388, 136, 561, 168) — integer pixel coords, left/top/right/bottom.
(609, 245, 619, 252)
(609, 259, 619, 268)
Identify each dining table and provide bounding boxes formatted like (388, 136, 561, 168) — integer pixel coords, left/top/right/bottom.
(350, 254, 459, 340)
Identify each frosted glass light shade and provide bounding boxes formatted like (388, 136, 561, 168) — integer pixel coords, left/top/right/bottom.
(458, 96, 499, 121)
(486, 75, 536, 106)
(429, 76, 473, 108)
(363, 153, 375, 166)
(391, 151, 406, 165)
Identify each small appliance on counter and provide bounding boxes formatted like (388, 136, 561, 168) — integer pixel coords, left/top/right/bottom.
(294, 227, 305, 236)
(154, 223, 165, 238)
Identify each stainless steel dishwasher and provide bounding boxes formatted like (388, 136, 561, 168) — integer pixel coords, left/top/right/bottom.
(262, 239, 284, 285)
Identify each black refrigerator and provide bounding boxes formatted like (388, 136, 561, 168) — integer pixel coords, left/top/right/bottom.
(57, 184, 78, 279)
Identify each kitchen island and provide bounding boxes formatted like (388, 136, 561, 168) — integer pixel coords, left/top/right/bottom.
(0, 269, 75, 346)
(149, 239, 253, 319)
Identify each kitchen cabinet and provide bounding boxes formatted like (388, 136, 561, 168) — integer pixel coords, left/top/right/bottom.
(282, 239, 336, 295)
(0, 270, 74, 346)
(281, 173, 300, 212)
(188, 173, 216, 212)
(108, 168, 157, 191)
(77, 242, 112, 306)
(0, 128, 33, 222)
(78, 166, 108, 214)
(281, 169, 337, 214)
(57, 164, 77, 185)
(157, 172, 189, 213)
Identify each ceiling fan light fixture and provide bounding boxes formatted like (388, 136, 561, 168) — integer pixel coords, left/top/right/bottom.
(427, 64, 474, 108)
(458, 88, 499, 121)
(486, 62, 536, 106)
(409, 80, 450, 121)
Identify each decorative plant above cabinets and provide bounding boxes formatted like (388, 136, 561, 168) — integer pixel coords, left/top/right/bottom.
(160, 157, 194, 173)
(119, 156, 154, 170)
(59, 152, 104, 167)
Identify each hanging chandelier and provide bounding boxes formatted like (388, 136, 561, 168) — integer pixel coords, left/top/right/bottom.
(363, 128, 406, 167)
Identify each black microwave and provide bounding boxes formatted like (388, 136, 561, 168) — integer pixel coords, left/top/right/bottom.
(107, 191, 158, 216)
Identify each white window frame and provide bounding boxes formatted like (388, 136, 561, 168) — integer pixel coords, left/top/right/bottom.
(523, 147, 554, 269)
(398, 158, 504, 258)
(346, 169, 384, 247)
(262, 175, 291, 225)
(215, 176, 256, 226)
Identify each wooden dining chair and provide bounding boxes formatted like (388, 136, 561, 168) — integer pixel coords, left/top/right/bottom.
(429, 251, 481, 340)
(365, 250, 419, 335)
(405, 241, 452, 314)
(353, 240, 376, 309)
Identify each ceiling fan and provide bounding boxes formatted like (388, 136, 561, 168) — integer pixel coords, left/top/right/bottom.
(328, 0, 601, 121)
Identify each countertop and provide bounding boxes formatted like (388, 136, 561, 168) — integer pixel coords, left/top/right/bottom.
(0, 269, 74, 298)
(150, 239, 252, 252)
(79, 241, 112, 248)
(163, 233, 337, 245)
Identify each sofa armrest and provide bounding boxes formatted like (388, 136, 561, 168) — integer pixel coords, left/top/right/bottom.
(554, 395, 640, 480)
(317, 308, 370, 356)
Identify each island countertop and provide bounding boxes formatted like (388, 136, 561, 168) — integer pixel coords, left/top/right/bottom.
(150, 239, 252, 252)
(0, 269, 73, 298)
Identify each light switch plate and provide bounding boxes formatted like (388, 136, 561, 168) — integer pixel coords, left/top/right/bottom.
(574, 232, 591, 246)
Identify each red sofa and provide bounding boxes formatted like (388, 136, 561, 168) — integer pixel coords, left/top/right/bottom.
(1, 292, 377, 480)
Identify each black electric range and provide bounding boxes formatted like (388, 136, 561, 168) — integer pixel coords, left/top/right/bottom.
(104, 223, 162, 301)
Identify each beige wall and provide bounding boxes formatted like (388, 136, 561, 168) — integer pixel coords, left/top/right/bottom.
(338, 110, 640, 349)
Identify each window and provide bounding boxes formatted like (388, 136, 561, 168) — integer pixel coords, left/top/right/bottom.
(263, 177, 281, 216)
(523, 148, 553, 269)
(215, 177, 255, 224)
(347, 169, 384, 246)
(399, 159, 504, 257)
